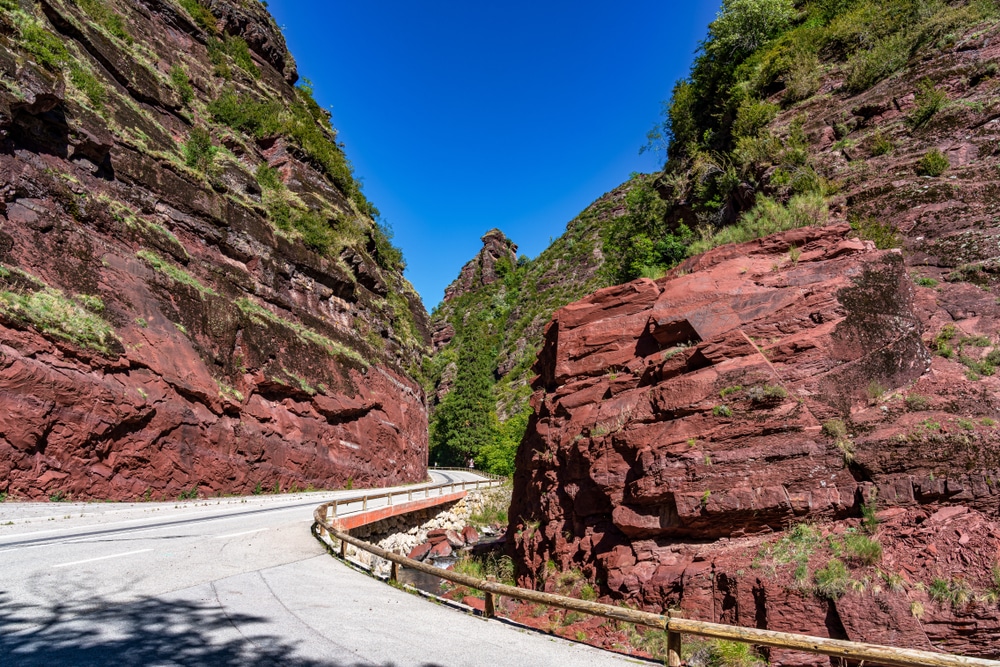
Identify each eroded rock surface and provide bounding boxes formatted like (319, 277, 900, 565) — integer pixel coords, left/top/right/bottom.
(0, 0, 429, 499)
(509, 224, 1000, 660)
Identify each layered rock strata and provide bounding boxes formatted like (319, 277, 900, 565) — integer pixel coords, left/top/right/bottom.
(509, 224, 1000, 660)
(0, 0, 429, 499)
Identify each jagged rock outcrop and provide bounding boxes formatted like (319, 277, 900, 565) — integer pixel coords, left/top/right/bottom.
(0, 0, 429, 500)
(508, 224, 1000, 660)
(441, 229, 518, 306)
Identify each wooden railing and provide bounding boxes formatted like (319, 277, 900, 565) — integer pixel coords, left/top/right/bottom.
(314, 502, 999, 667)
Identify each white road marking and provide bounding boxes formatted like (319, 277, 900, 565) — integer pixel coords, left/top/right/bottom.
(53, 548, 153, 568)
(213, 528, 269, 539)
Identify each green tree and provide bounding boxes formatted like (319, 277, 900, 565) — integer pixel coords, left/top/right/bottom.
(707, 0, 796, 60)
(430, 315, 498, 466)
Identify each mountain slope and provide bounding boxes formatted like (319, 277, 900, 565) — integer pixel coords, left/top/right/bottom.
(424, 182, 645, 472)
(0, 0, 430, 500)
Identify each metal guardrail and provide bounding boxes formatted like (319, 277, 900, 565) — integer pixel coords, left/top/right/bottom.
(323, 474, 505, 522)
(429, 467, 506, 481)
(314, 491, 999, 667)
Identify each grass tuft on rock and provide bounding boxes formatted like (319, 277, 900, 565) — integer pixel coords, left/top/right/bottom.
(0, 286, 118, 354)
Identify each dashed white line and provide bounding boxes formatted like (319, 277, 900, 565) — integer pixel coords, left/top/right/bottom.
(53, 548, 153, 568)
(213, 528, 269, 539)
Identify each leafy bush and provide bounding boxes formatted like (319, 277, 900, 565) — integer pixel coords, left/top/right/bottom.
(916, 149, 949, 176)
(207, 88, 283, 137)
(844, 31, 911, 92)
(747, 383, 787, 404)
(905, 393, 930, 411)
(908, 78, 947, 128)
(256, 164, 283, 191)
(850, 214, 899, 249)
(732, 99, 780, 138)
(707, 0, 796, 60)
(208, 34, 259, 78)
(867, 129, 894, 156)
(371, 219, 405, 271)
(183, 126, 217, 173)
(170, 64, 194, 105)
(178, 0, 217, 33)
(687, 192, 828, 256)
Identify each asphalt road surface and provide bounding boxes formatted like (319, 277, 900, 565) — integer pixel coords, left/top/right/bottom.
(0, 470, 645, 667)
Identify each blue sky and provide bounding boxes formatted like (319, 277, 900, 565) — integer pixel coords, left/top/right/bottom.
(264, 1, 721, 307)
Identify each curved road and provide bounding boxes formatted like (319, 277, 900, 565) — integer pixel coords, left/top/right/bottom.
(0, 471, 645, 666)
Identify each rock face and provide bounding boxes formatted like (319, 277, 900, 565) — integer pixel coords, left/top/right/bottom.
(441, 229, 518, 306)
(0, 0, 429, 500)
(508, 224, 1000, 660)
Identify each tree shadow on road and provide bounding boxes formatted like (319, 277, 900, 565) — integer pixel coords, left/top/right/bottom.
(0, 590, 445, 667)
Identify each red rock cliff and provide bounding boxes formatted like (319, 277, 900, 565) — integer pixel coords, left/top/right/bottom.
(0, 0, 429, 500)
(509, 224, 1000, 661)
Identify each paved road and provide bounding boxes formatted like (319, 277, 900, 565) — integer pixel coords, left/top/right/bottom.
(0, 471, 645, 667)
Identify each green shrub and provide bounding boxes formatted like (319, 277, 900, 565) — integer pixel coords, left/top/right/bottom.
(170, 64, 194, 105)
(69, 65, 106, 110)
(929, 577, 972, 606)
(256, 164, 282, 191)
(905, 393, 930, 411)
(748, 383, 787, 404)
(822, 418, 847, 439)
(850, 214, 899, 249)
(208, 34, 259, 79)
(733, 98, 780, 138)
(844, 31, 911, 93)
(860, 490, 879, 534)
(183, 126, 216, 172)
(687, 192, 828, 256)
(707, 0, 796, 60)
(13, 12, 69, 70)
(867, 129, 894, 156)
(208, 88, 283, 138)
(914, 276, 938, 287)
(908, 78, 947, 128)
(76, 0, 132, 44)
(916, 149, 949, 176)
(178, 0, 217, 33)
(844, 533, 882, 565)
(814, 559, 850, 599)
(713, 404, 733, 417)
(705, 639, 763, 667)
(371, 219, 405, 271)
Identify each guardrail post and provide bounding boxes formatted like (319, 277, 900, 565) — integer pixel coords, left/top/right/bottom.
(389, 493, 393, 507)
(667, 612, 682, 667)
(340, 537, 347, 559)
(390, 561, 399, 583)
(484, 591, 496, 618)
(408, 489, 412, 501)
(363, 496, 367, 511)
(483, 575, 498, 618)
